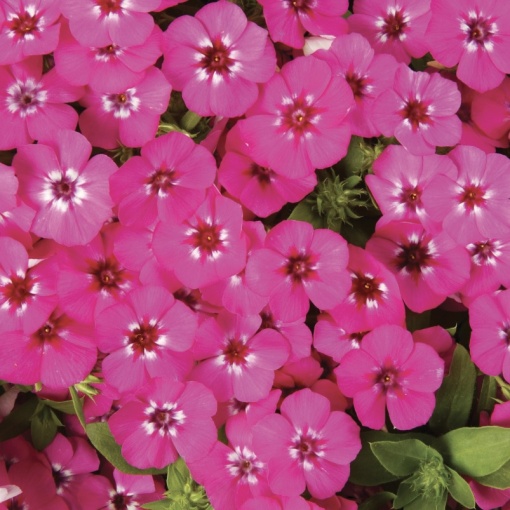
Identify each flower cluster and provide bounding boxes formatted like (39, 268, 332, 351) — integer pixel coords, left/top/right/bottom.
(1, 0, 510, 510)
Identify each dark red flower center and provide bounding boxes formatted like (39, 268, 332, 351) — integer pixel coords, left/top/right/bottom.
(259, 309, 276, 330)
(284, 252, 317, 283)
(460, 185, 486, 209)
(96, 0, 123, 15)
(147, 168, 175, 196)
(464, 16, 495, 45)
(399, 186, 422, 211)
(396, 239, 433, 275)
(350, 273, 384, 307)
(9, 11, 39, 37)
(33, 314, 66, 346)
(290, 0, 313, 13)
(346, 71, 369, 99)
(376, 366, 401, 392)
(173, 288, 200, 311)
(400, 99, 431, 130)
(290, 430, 325, 467)
(281, 96, 321, 137)
(468, 239, 499, 265)
(145, 403, 185, 436)
(189, 220, 225, 258)
(128, 320, 160, 355)
(52, 177, 75, 200)
(89, 257, 125, 292)
(110, 493, 134, 510)
(200, 38, 234, 75)
(2, 273, 34, 309)
(7, 499, 28, 510)
(381, 9, 408, 40)
(223, 338, 250, 365)
(251, 164, 274, 186)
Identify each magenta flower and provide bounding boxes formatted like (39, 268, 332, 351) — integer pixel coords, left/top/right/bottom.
(336, 324, 444, 430)
(108, 378, 217, 469)
(152, 189, 247, 289)
(0, 0, 61, 65)
(79, 67, 171, 149)
(239, 56, 354, 179)
(366, 221, 471, 312)
(0, 57, 82, 150)
(373, 64, 462, 155)
(348, 0, 431, 63)
(96, 285, 197, 393)
(61, 0, 159, 47)
(245, 220, 350, 322)
(470, 290, 510, 383)
(191, 311, 290, 402)
(0, 309, 97, 389)
(365, 145, 457, 232)
(258, 0, 348, 49)
(422, 145, 510, 244)
(426, 0, 510, 92)
(252, 388, 361, 499)
(14, 129, 116, 246)
(111, 131, 216, 227)
(162, 0, 276, 117)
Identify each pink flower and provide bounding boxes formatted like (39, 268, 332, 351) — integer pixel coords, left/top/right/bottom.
(218, 124, 316, 218)
(152, 189, 247, 289)
(108, 378, 217, 469)
(421, 145, 510, 244)
(162, 0, 276, 117)
(14, 129, 116, 246)
(426, 0, 510, 92)
(245, 220, 350, 322)
(470, 290, 510, 383)
(0, 57, 82, 150)
(191, 311, 290, 402)
(315, 33, 399, 137)
(366, 221, 470, 312)
(79, 67, 171, 149)
(365, 145, 457, 231)
(0, 309, 97, 389)
(258, 0, 348, 49)
(96, 285, 197, 393)
(110, 131, 216, 227)
(252, 388, 361, 498)
(0, 0, 61, 65)
(239, 56, 354, 179)
(61, 0, 159, 47)
(348, 0, 431, 63)
(372, 64, 462, 155)
(336, 324, 444, 430)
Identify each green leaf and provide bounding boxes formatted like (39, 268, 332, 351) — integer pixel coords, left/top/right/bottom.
(288, 200, 325, 229)
(86, 422, 167, 475)
(446, 467, 475, 508)
(393, 478, 418, 509)
(167, 458, 190, 493)
(142, 501, 170, 510)
(349, 431, 434, 486)
(404, 490, 447, 510)
(474, 459, 510, 489)
(70, 386, 87, 431)
(370, 440, 431, 477)
(477, 375, 497, 415)
(42, 398, 79, 415)
(434, 426, 510, 477)
(31, 405, 59, 450)
(358, 492, 395, 510)
(0, 394, 38, 441)
(429, 344, 476, 433)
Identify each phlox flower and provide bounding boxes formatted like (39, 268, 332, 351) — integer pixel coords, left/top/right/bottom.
(218, 124, 316, 218)
(0, 308, 97, 389)
(191, 311, 290, 402)
(54, 22, 163, 92)
(329, 245, 405, 332)
(252, 388, 361, 499)
(336, 324, 444, 430)
(274, 356, 323, 393)
(470, 290, 510, 383)
(315, 33, 398, 137)
(152, 188, 247, 289)
(0, 237, 57, 334)
(239, 56, 354, 178)
(61, 0, 159, 48)
(108, 378, 217, 469)
(240, 496, 324, 510)
(348, 0, 430, 63)
(14, 129, 116, 246)
(372, 64, 462, 155)
(245, 220, 350, 322)
(426, 0, 510, 92)
(0, 56, 82, 150)
(162, 0, 276, 118)
(110, 131, 216, 227)
(79, 67, 171, 149)
(96, 285, 197, 393)
(0, 0, 61, 65)
(421, 145, 510, 245)
(365, 145, 457, 231)
(366, 221, 471, 313)
(258, 0, 348, 49)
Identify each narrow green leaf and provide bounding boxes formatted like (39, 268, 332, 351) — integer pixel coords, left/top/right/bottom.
(358, 492, 395, 510)
(429, 344, 476, 433)
(434, 426, 510, 477)
(141, 501, 170, 510)
(0, 394, 38, 441)
(370, 440, 431, 477)
(70, 386, 87, 431)
(86, 422, 166, 475)
(446, 467, 475, 508)
(474, 459, 510, 489)
(167, 458, 189, 492)
(42, 398, 78, 415)
(31, 406, 58, 450)
(477, 375, 497, 415)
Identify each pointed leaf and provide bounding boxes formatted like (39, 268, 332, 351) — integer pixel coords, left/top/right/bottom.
(446, 467, 475, 508)
(477, 376, 497, 415)
(70, 386, 87, 431)
(31, 406, 58, 450)
(404, 491, 447, 510)
(474, 459, 510, 489)
(167, 458, 190, 493)
(142, 501, 171, 510)
(370, 440, 431, 477)
(393, 479, 418, 509)
(42, 398, 79, 415)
